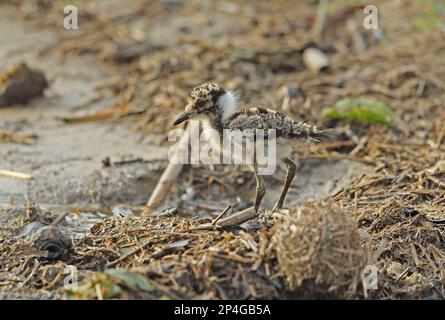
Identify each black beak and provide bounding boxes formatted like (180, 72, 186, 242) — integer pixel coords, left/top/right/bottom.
(173, 111, 192, 126)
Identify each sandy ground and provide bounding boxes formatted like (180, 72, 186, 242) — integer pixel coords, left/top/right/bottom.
(0, 6, 167, 209)
(0, 3, 369, 215)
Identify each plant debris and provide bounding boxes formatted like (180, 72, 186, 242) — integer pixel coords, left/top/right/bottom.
(323, 98, 394, 126)
(273, 204, 366, 298)
(0, 130, 37, 144)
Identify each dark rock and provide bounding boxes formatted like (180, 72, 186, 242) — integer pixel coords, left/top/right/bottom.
(404, 207, 419, 218)
(0, 62, 48, 107)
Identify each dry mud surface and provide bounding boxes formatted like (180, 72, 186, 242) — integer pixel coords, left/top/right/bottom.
(0, 5, 362, 211)
(0, 7, 166, 208)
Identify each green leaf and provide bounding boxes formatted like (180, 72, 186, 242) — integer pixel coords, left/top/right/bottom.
(323, 98, 394, 126)
(105, 268, 154, 292)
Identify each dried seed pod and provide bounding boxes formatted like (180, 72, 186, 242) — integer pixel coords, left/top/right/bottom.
(32, 226, 72, 259)
(273, 204, 366, 297)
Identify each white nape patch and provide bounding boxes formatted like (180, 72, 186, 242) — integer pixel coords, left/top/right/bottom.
(217, 90, 239, 121)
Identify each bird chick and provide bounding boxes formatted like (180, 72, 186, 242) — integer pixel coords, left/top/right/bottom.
(174, 82, 330, 212)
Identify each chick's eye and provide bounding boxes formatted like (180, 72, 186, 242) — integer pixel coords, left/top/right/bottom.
(196, 101, 205, 109)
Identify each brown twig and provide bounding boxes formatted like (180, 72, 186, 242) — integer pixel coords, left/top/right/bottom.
(16, 258, 39, 289)
(346, 19, 367, 57)
(216, 206, 258, 227)
(211, 204, 232, 226)
(144, 124, 192, 214)
(188, 206, 258, 231)
(52, 212, 69, 225)
(0, 169, 33, 180)
(311, 0, 329, 42)
(105, 242, 151, 268)
(0, 130, 37, 144)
